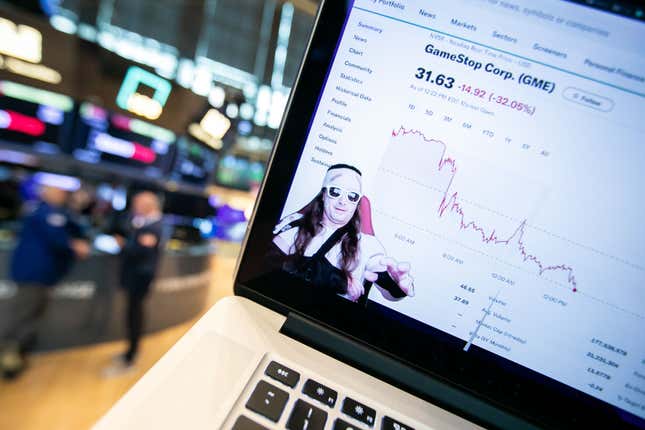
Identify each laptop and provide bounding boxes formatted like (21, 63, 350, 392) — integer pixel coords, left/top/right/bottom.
(96, 1, 645, 428)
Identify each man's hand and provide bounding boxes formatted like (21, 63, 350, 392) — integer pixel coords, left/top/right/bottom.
(113, 234, 126, 248)
(70, 239, 91, 259)
(365, 255, 415, 297)
(138, 233, 158, 248)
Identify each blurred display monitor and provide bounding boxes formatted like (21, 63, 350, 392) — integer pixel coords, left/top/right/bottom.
(72, 102, 176, 179)
(0, 81, 75, 155)
(170, 225, 203, 244)
(215, 154, 265, 191)
(169, 135, 217, 187)
(163, 191, 216, 219)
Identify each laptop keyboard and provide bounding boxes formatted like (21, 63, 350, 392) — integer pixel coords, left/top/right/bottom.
(228, 359, 416, 430)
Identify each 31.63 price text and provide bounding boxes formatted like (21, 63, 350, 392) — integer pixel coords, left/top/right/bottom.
(414, 67, 455, 89)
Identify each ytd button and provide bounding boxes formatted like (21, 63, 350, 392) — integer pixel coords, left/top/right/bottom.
(563, 87, 614, 112)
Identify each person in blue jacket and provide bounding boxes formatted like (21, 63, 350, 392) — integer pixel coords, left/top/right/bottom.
(0, 183, 90, 379)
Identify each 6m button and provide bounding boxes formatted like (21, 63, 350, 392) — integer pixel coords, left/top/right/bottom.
(265, 361, 300, 388)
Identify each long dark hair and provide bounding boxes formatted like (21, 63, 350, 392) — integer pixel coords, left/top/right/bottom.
(293, 190, 361, 281)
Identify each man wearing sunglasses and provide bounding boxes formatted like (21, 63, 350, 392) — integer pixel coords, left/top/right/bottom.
(272, 164, 414, 305)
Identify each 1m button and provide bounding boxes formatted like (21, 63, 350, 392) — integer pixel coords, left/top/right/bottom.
(563, 87, 614, 112)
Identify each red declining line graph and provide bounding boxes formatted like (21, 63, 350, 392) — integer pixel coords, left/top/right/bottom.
(391, 126, 578, 292)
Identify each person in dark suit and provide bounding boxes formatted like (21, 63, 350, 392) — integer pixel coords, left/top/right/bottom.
(104, 191, 163, 376)
(1, 183, 89, 379)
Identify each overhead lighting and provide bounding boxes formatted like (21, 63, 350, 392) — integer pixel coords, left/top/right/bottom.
(125, 92, 163, 120)
(116, 66, 171, 120)
(176, 58, 194, 88)
(2, 57, 62, 84)
(253, 110, 267, 127)
(256, 85, 272, 111)
(155, 53, 177, 80)
(97, 30, 117, 51)
(200, 108, 231, 140)
(0, 18, 42, 63)
(188, 123, 223, 150)
(192, 66, 212, 96)
(243, 83, 257, 99)
(196, 56, 257, 90)
(225, 103, 239, 119)
(208, 86, 226, 108)
(77, 23, 97, 42)
(268, 91, 287, 129)
(271, 3, 294, 88)
(49, 15, 77, 35)
(237, 120, 252, 136)
(239, 103, 254, 120)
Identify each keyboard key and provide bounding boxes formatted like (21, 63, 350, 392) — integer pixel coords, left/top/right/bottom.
(302, 378, 338, 407)
(382, 416, 415, 430)
(334, 418, 362, 430)
(245, 380, 289, 422)
(286, 399, 328, 430)
(265, 360, 300, 388)
(232, 415, 269, 430)
(342, 397, 376, 427)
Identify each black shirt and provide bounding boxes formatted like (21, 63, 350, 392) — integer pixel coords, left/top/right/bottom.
(116, 217, 163, 292)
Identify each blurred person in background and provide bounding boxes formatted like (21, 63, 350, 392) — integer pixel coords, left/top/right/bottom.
(0, 180, 90, 379)
(104, 191, 163, 376)
(69, 185, 97, 233)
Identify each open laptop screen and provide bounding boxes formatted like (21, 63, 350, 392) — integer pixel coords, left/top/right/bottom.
(238, 0, 644, 426)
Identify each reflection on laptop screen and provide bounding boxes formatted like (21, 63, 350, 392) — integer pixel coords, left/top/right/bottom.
(267, 0, 644, 421)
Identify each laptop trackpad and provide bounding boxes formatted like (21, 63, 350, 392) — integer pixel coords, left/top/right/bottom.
(127, 331, 262, 429)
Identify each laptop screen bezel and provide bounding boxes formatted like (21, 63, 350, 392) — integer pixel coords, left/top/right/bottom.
(234, 1, 643, 428)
